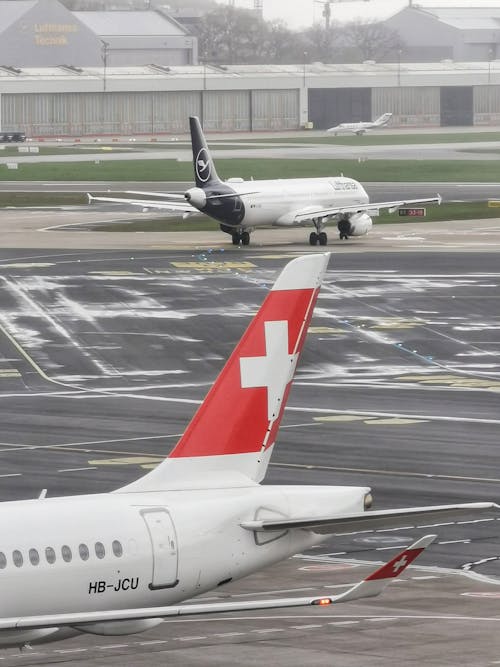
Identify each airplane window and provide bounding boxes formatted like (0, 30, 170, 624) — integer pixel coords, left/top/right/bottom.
(61, 545, 72, 562)
(79, 543, 89, 561)
(45, 547, 56, 564)
(95, 542, 105, 559)
(112, 540, 123, 557)
(0, 552, 6, 569)
(12, 550, 23, 568)
(29, 548, 40, 566)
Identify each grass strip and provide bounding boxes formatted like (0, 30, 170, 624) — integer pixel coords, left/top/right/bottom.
(1, 158, 500, 182)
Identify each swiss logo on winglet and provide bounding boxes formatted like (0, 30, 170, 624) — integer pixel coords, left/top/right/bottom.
(169, 287, 316, 459)
(366, 547, 425, 581)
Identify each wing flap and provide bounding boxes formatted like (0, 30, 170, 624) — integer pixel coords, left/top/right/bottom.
(0, 535, 435, 631)
(240, 502, 497, 534)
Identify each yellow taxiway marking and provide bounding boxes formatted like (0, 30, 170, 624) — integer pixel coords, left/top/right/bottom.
(314, 415, 427, 425)
(369, 318, 419, 330)
(89, 456, 163, 467)
(89, 456, 163, 469)
(308, 326, 346, 334)
(397, 373, 500, 391)
(170, 261, 256, 273)
(0, 369, 21, 378)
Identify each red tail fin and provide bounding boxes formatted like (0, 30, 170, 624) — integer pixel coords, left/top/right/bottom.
(121, 254, 329, 491)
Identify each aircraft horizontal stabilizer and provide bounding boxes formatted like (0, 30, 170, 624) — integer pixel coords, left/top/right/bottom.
(87, 194, 197, 213)
(240, 502, 498, 534)
(0, 535, 435, 631)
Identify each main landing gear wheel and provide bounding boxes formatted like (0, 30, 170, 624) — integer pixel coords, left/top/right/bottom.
(231, 233, 240, 245)
(241, 231, 250, 246)
(318, 231, 327, 246)
(309, 232, 318, 246)
(339, 232, 349, 240)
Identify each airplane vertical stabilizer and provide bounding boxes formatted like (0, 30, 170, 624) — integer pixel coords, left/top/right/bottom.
(119, 253, 330, 492)
(190, 116, 221, 188)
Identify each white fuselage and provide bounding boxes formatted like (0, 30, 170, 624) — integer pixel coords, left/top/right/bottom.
(0, 483, 368, 647)
(224, 177, 368, 229)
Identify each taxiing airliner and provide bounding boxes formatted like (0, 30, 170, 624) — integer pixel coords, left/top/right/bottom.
(327, 112, 393, 136)
(89, 115, 439, 246)
(0, 253, 493, 649)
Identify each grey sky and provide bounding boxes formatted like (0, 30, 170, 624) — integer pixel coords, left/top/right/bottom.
(222, 0, 500, 30)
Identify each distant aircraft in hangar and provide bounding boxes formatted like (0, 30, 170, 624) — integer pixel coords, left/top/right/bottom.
(89, 115, 439, 246)
(327, 112, 393, 136)
(0, 253, 494, 649)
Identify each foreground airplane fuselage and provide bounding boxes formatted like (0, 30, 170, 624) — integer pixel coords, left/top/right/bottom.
(0, 485, 366, 646)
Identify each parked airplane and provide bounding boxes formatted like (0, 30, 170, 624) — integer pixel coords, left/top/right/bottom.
(327, 113, 393, 136)
(88, 115, 440, 246)
(0, 253, 493, 649)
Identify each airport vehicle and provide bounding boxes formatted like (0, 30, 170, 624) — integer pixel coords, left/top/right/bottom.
(88, 116, 440, 245)
(0, 253, 493, 649)
(0, 131, 26, 143)
(327, 112, 393, 136)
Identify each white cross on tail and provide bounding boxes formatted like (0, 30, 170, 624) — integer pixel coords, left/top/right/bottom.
(239, 320, 298, 421)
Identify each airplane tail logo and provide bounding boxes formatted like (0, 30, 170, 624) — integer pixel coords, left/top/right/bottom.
(121, 254, 330, 491)
(190, 116, 221, 188)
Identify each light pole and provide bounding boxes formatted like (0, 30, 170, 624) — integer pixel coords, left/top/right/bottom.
(397, 49, 402, 87)
(488, 47, 494, 85)
(101, 40, 109, 93)
(303, 51, 308, 88)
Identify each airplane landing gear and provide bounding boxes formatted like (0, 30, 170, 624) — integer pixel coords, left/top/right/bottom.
(231, 230, 251, 246)
(309, 219, 327, 246)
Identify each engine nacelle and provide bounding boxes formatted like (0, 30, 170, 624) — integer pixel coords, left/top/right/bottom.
(184, 187, 207, 210)
(338, 212, 373, 237)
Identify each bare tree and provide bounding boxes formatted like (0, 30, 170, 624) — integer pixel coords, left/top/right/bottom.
(342, 20, 404, 62)
(198, 5, 269, 64)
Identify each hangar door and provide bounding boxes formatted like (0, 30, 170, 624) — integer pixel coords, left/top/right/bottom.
(308, 88, 371, 130)
(440, 87, 473, 126)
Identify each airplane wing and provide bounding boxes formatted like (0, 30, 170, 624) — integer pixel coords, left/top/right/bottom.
(87, 193, 198, 214)
(292, 195, 442, 223)
(240, 502, 498, 535)
(0, 535, 435, 631)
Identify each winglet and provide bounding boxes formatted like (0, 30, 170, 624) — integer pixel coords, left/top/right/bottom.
(319, 534, 436, 605)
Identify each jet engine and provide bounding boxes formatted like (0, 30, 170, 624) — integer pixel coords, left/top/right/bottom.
(184, 187, 207, 209)
(337, 212, 373, 239)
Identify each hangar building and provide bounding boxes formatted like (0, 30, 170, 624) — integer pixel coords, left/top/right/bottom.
(1, 61, 500, 136)
(0, 0, 197, 68)
(386, 6, 500, 62)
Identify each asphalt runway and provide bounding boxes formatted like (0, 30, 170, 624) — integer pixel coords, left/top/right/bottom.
(0, 249, 499, 664)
